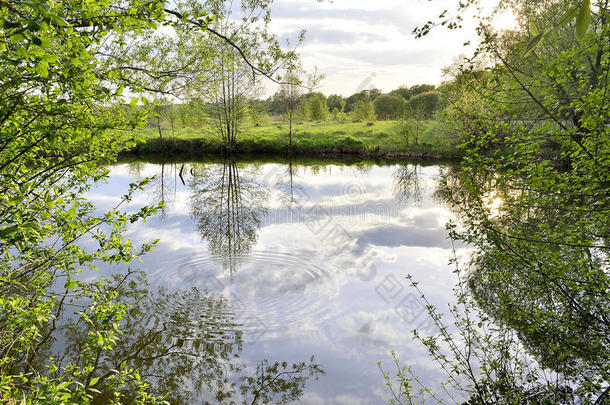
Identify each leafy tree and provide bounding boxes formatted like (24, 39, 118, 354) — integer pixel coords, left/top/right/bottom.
(177, 99, 208, 128)
(293, 99, 309, 122)
(352, 99, 376, 121)
(249, 99, 270, 126)
(399, 91, 441, 145)
(327, 94, 345, 112)
(189, 160, 268, 274)
(276, 73, 303, 145)
(390, 84, 436, 101)
(331, 107, 348, 122)
(344, 89, 382, 112)
(393, 164, 423, 204)
(387, 1, 610, 403)
(373, 94, 405, 120)
(0, 0, 307, 401)
(207, 41, 260, 150)
(404, 91, 441, 120)
(49, 272, 325, 404)
(307, 93, 328, 121)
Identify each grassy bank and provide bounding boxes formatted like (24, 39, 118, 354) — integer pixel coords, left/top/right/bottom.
(125, 119, 461, 159)
(115, 152, 459, 168)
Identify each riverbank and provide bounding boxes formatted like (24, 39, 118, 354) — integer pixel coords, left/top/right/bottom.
(123, 120, 462, 159)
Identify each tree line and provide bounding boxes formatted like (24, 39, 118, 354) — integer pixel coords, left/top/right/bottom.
(148, 83, 444, 129)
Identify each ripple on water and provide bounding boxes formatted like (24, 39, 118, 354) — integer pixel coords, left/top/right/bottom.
(147, 250, 340, 341)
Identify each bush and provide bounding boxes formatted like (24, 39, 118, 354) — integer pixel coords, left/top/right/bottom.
(373, 94, 405, 120)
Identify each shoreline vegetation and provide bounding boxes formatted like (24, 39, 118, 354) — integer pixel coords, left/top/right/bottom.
(115, 152, 459, 167)
(123, 119, 463, 159)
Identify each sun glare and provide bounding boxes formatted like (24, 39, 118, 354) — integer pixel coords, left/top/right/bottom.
(484, 193, 505, 218)
(493, 9, 520, 32)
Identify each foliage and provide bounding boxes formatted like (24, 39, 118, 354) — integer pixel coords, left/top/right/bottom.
(293, 100, 309, 122)
(207, 40, 259, 150)
(390, 84, 436, 101)
(0, 0, 170, 400)
(189, 160, 268, 274)
(374, 94, 406, 120)
(398, 118, 422, 146)
(344, 89, 382, 113)
(307, 93, 328, 121)
(0, 0, 309, 402)
(388, 0, 610, 403)
(352, 99, 377, 121)
(405, 91, 442, 120)
(399, 91, 443, 145)
(380, 254, 582, 404)
(327, 94, 345, 112)
(275, 73, 302, 143)
(331, 107, 348, 122)
(239, 357, 325, 405)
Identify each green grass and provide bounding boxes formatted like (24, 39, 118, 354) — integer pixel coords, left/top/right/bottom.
(129, 119, 461, 158)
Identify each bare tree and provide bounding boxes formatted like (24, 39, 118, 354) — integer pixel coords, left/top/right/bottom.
(207, 42, 259, 151)
(276, 74, 302, 148)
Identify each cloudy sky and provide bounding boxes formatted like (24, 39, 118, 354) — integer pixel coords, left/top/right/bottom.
(265, 0, 514, 96)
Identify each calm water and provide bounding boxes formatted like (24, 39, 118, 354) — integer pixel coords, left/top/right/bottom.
(79, 157, 468, 404)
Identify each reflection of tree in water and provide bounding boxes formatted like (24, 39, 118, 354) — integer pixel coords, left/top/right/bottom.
(189, 160, 268, 274)
(49, 273, 324, 404)
(271, 160, 375, 207)
(127, 161, 183, 218)
(393, 164, 422, 204)
(435, 166, 610, 400)
(270, 160, 305, 207)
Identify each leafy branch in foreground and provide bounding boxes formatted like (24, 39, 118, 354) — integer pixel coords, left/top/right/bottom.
(0, 0, 311, 402)
(385, 1, 609, 403)
(414, 0, 592, 54)
(380, 237, 586, 404)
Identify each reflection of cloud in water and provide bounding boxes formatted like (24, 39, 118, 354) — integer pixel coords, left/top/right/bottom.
(354, 224, 452, 252)
(142, 248, 340, 338)
(84, 160, 463, 403)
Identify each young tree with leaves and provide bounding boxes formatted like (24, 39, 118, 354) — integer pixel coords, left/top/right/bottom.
(386, 0, 610, 403)
(0, 0, 309, 401)
(276, 73, 303, 147)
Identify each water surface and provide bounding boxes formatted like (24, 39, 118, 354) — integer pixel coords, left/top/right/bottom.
(82, 157, 466, 403)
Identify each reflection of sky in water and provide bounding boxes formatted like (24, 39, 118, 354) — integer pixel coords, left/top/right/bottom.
(84, 160, 470, 404)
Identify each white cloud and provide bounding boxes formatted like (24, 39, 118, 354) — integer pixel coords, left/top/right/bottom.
(262, 0, 485, 96)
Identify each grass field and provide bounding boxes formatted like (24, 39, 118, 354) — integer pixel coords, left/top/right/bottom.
(129, 119, 460, 158)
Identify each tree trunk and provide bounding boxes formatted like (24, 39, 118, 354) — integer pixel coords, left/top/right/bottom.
(156, 115, 163, 141)
(169, 106, 174, 140)
(289, 112, 293, 148)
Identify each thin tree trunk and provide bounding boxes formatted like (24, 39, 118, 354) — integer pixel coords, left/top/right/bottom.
(289, 111, 293, 148)
(169, 105, 174, 140)
(157, 115, 163, 141)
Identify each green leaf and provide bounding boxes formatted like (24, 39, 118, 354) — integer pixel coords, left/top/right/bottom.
(2, 19, 22, 29)
(41, 54, 59, 63)
(10, 33, 26, 42)
(27, 21, 41, 32)
(32, 36, 42, 46)
(557, 6, 579, 28)
(34, 61, 49, 77)
(0, 225, 19, 239)
(523, 30, 547, 56)
(575, 0, 590, 40)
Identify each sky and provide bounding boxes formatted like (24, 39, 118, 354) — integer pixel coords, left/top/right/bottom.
(264, 0, 516, 97)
